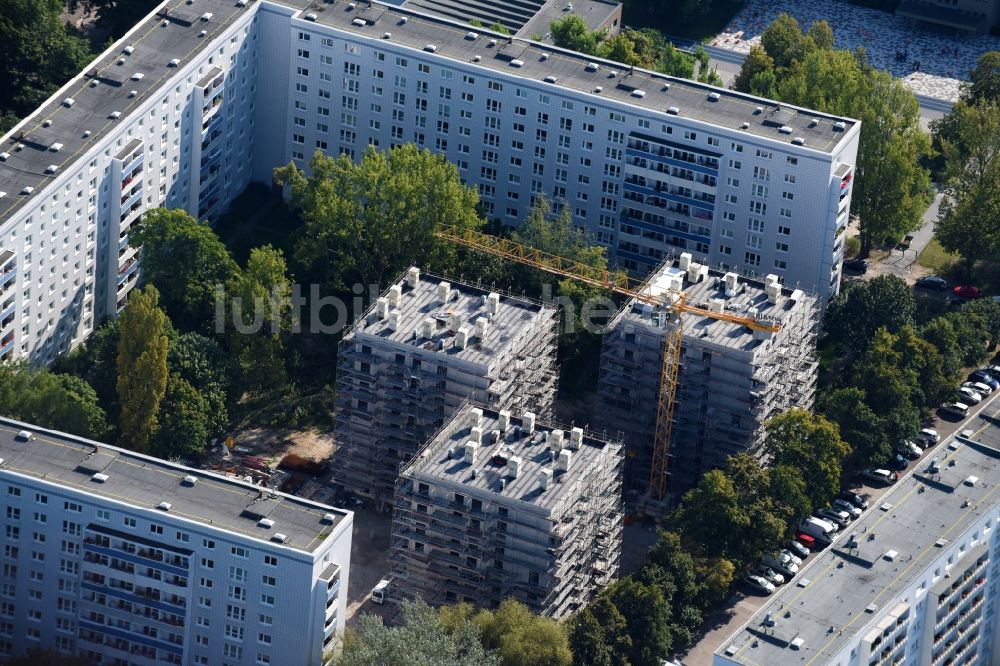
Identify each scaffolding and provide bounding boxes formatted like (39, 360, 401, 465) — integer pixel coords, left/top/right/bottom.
(390, 406, 624, 619)
(332, 269, 558, 509)
(597, 264, 821, 499)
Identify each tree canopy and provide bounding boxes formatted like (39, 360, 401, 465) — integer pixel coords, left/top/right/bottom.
(116, 286, 169, 454)
(736, 14, 931, 253)
(336, 599, 500, 666)
(0, 364, 109, 439)
(0, 0, 92, 134)
(130, 209, 240, 331)
(274, 145, 483, 289)
(825, 275, 917, 352)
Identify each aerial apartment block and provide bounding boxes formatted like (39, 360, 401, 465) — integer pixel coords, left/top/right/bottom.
(598, 252, 819, 496)
(391, 405, 623, 618)
(714, 414, 1000, 666)
(0, 417, 352, 665)
(333, 268, 557, 508)
(0, 0, 856, 366)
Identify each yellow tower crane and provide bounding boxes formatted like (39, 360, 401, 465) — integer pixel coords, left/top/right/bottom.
(435, 224, 782, 505)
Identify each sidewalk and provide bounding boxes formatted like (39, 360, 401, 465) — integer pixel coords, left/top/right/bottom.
(863, 192, 941, 284)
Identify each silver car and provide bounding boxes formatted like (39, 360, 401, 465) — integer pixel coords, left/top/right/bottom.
(832, 498, 862, 519)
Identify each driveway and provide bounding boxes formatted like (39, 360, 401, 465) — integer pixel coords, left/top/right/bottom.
(853, 192, 943, 285)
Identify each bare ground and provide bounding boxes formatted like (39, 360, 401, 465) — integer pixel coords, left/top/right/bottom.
(226, 427, 333, 463)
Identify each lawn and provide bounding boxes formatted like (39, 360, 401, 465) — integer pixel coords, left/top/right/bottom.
(917, 238, 959, 274)
(621, 0, 743, 42)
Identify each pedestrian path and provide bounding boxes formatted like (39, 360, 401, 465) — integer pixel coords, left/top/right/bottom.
(711, 0, 1000, 101)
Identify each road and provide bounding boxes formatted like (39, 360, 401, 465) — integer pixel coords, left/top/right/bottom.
(681, 384, 1000, 665)
(671, 38, 953, 122)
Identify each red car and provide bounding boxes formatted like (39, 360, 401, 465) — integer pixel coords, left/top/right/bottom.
(953, 285, 983, 299)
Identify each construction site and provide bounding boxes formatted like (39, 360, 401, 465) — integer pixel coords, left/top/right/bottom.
(597, 253, 820, 499)
(332, 268, 559, 509)
(390, 405, 623, 619)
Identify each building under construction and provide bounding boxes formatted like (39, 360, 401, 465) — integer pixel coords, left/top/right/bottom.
(333, 268, 558, 508)
(390, 405, 623, 618)
(598, 252, 820, 500)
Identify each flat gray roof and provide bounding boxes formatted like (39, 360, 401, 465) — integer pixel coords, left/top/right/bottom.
(0, 418, 347, 553)
(1, 0, 853, 229)
(619, 259, 813, 352)
(404, 406, 619, 514)
(518, 0, 621, 40)
(716, 411, 1000, 665)
(348, 269, 552, 370)
(316, 1, 856, 153)
(0, 0, 311, 227)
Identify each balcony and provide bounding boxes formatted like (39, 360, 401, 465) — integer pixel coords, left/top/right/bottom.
(0, 334, 14, 357)
(0, 264, 15, 291)
(121, 152, 143, 176)
(120, 188, 143, 212)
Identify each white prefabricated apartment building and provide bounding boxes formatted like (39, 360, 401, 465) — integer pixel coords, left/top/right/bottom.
(0, 417, 352, 665)
(0, 0, 859, 366)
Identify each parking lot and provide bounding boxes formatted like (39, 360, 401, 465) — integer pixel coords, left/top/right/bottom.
(681, 376, 1000, 666)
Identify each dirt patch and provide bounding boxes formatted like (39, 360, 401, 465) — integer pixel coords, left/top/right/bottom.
(343, 508, 396, 626)
(227, 428, 333, 463)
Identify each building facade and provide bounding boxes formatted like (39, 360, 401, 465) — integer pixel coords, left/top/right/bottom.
(0, 0, 857, 367)
(391, 405, 623, 618)
(333, 268, 557, 508)
(897, 0, 1000, 33)
(714, 422, 1000, 666)
(598, 253, 819, 497)
(0, 418, 352, 665)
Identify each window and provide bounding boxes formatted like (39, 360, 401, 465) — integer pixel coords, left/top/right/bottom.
(264, 555, 278, 567)
(755, 149, 772, 159)
(784, 173, 796, 184)
(149, 524, 163, 535)
(744, 252, 761, 267)
(774, 259, 787, 269)
(229, 585, 246, 601)
(776, 242, 789, 252)
(258, 633, 272, 645)
(780, 207, 792, 218)
(262, 575, 276, 586)
(778, 225, 791, 235)
(123, 516, 136, 528)
(782, 191, 794, 200)
(63, 502, 81, 513)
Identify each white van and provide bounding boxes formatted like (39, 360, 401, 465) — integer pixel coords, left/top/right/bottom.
(799, 517, 837, 545)
(371, 579, 391, 605)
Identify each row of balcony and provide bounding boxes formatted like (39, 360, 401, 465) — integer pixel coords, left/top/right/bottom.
(625, 141, 720, 172)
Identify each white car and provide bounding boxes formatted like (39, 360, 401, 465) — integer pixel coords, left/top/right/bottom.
(957, 387, 982, 404)
(816, 507, 851, 527)
(754, 565, 785, 586)
(833, 498, 863, 519)
(763, 551, 799, 577)
(918, 428, 939, 447)
(780, 548, 803, 566)
(744, 574, 776, 594)
(968, 381, 993, 395)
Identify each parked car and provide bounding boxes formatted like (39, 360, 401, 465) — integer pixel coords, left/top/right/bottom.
(753, 566, 785, 586)
(785, 539, 810, 559)
(953, 285, 983, 299)
(762, 551, 800, 577)
(796, 533, 818, 551)
(917, 428, 939, 447)
(888, 452, 910, 471)
(743, 574, 776, 595)
(915, 275, 948, 291)
(957, 387, 983, 404)
(780, 549, 803, 567)
(897, 440, 922, 460)
(983, 365, 1000, 380)
(862, 468, 898, 486)
(970, 370, 1000, 390)
(371, 579, 391, 604)
(843, 258, 868, 274)
(832, 498, 863, 518)
(816, 507, 851, 527)
(939, 402, 970, 419)
(966, 381, 993, 395)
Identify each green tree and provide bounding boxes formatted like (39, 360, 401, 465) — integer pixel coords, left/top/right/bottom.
(337, 599, 500, 666)
(116, 286, 169, 454)
(935, 101, 1000, 273)
(568, 596, 631, 666)
(53, 319, 122, 426)
(806, 20, 835, 51)
(489, 22, 511, 35)
(672, 469, 748, 562)
(0, 0, 91, 128)
(817, 387, 890, 468)
(226, 245, 293, 397)
(150, 374, 210, 460)
(130, 209, 240, 331)
(550, 15, 602, 54)
(921, 316, 964, 379)
(960, 298, 1000, 349)
(275, 145, 483, 289)
(941, 311, 990, 366)
(0, 365, 109, 439)
(759, 13, 814, 70)
(965, 51, 1000, 104)
(733, 44, 774, 93)
(473, 599, 572, 666)
(167, 332, 232, 437)
(605, 578, 672, 666)
(825, 275, 916, 352)
(765, 409, 850, 511)
(767, 464, 813, 524)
